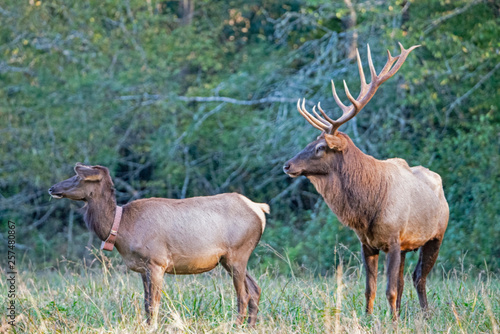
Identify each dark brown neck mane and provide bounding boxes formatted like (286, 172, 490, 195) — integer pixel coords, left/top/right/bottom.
(308, 136, 389, 232)
(82, 178, 117, 241)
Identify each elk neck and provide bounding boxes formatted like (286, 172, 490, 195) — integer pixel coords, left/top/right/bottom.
(82, 184, 118, 241)
(307, 139, 390, 232)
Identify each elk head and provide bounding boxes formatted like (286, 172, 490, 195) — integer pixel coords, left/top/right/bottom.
(48, 163, 111, 201)
(283, 42, 419, 177)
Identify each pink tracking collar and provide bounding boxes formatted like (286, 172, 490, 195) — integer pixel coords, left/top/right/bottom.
(101, 206, 123, 252)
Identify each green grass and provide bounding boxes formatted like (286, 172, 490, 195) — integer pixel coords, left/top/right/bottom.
(2, 251, 499, 333)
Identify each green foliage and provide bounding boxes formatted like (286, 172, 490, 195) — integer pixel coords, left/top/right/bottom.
(0, 0, 499, 273)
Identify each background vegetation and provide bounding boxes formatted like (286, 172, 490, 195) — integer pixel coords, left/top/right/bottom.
(0, 0, 499, 275)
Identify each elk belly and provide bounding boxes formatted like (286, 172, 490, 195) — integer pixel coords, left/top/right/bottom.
(399, 230, 434, 251)
(400, 239, 427, 252)
(165, 251, 224, 275)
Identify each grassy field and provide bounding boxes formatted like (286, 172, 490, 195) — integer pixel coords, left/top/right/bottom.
(2, 251, 499, 334)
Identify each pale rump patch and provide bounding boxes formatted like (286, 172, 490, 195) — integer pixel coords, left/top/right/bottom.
(237, 194, 269, 233)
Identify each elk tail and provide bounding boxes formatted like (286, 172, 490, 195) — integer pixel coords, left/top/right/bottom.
(258, 203, 270, 214)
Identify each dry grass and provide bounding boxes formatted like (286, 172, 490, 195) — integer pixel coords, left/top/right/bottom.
(1, 251, 499, 333)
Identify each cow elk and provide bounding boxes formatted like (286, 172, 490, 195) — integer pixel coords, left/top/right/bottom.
(49, 163, 269, 327)
(283, 43, 449, 318)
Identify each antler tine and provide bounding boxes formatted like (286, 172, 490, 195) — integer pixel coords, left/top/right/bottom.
(301, 99, 330, 130)
(378, 49, 399, 79)
(312, 105, 331, 126)
(322, 79, 361, 128)
(343, 80, 361, 110)
(317, 102, 337, 124)
(356, 48, 369, 98)
(380, 42, 420, 84)
(297, 99, 320, 130)
(366, 44, 378, 84)
(331, 80, 351, 114)
(296, 99, 331, 132)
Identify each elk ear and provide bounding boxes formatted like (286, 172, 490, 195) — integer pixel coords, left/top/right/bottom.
(74, 164, 103, 181)
(324, 133, 347, 151)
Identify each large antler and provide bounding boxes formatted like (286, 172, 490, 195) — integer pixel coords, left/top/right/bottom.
(297, 42, 420, 135)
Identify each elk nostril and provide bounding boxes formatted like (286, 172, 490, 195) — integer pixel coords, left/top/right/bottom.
(283, 163, 291, 172)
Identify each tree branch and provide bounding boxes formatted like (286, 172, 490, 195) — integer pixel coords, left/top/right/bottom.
(343, 0, 358, 60)
(114, 177, 140, 199)
(178, 95, 297, 105)
(117, 93, 296, 106)
(0, 62, 35, 76)
(423, 0, 484, 35)
(26, 206, 57, 231)
(445, 61, 500, 119)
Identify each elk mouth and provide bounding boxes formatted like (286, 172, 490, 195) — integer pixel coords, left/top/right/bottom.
(285, 170, 303, 178)
(48, 189, 64, 199)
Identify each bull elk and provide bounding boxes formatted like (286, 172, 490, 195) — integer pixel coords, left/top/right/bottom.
(283, 43, 449, 318)
(48, 163, 269, 326)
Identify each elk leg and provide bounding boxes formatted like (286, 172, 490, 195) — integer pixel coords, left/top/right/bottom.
(413, 238, 441, 310)
(396, 251, 407, 314)
(142, 265, 164, 326)
(385, 243, 401, 320)
(362, 244, 379, 314)
(245, 273, 261, 326)
(221, 260, 250, 325)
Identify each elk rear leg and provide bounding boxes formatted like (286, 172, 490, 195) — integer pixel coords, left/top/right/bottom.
(362, 244, 379, 314)
(396, 251, 407, 314)
(141, 265, 165, 326)
(386, 243, 401, 320)
(413, 238, 442, 310)
(245, 273, 261, 326)
(221, 259, 250, 326)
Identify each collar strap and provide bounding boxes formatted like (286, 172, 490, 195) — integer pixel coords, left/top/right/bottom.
(101, 206, 123, 252)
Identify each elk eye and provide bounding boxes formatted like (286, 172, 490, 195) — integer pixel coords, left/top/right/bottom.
(316, 145, 326, 154)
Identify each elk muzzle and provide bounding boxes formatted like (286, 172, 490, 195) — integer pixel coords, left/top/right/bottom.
(283, 158, 303, 178)
(48, 186, 64, 199)
(48, 175, 86, 200)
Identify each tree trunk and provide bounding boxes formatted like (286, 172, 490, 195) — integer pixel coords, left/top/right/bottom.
(343, 0, 357, 60)
(181, 0, 195, 26)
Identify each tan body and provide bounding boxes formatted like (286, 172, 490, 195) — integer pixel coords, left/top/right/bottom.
(284, 43, 449, 318)
(49, 164, 268, 326)
(117, 195, 267, 275)
(381, 162, 447, 252)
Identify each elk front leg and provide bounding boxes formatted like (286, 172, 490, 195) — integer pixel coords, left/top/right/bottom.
(386, 243, 401, 320)
(141, 265, 164, 326)
(362, 244, 379, 314)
